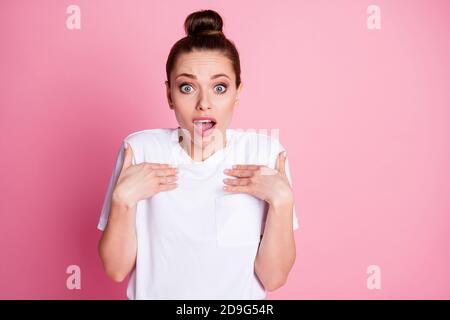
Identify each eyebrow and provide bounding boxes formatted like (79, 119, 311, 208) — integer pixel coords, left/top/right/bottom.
(175, 73, 230, 80)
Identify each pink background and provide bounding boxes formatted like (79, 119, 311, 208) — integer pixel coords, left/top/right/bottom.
(1, 0, 449, 299)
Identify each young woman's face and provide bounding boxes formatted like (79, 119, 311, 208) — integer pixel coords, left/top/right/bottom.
(166, 50, 243, 150)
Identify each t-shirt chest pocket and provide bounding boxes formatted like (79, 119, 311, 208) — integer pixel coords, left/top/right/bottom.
(214, 193, 266, 247)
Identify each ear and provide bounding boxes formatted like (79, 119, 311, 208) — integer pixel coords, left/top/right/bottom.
(165, 80, 174, 109)
(233, 82, 243, 109)
(237, 81, 243, 96)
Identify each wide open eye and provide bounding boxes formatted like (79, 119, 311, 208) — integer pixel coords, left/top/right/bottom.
(179, 83, 194, 93)
(214, 83, 227, 94)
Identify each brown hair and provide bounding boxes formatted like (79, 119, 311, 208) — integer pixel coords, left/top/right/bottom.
(165, 9, 241, 89)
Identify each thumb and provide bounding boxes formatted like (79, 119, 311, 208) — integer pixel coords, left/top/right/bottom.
(275, 151, 287, 175)
(121, 142, 134, 171)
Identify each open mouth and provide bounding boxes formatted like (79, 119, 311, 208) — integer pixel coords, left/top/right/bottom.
(193, 118, 217, 137)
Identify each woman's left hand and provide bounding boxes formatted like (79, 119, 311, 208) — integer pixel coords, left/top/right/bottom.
(223, 151, 294, 207)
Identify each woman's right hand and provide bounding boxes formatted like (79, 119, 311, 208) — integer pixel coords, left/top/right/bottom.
(112, 142, 178, 208)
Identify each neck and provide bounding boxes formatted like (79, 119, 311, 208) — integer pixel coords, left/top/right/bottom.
(178, 128, 227, 162)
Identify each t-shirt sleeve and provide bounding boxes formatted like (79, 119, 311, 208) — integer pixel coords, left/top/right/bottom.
(97, 141, 127, 231)
(271, 140, 300, 231)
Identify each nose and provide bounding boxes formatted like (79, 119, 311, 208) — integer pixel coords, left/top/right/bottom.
(196, 90, 211, 111)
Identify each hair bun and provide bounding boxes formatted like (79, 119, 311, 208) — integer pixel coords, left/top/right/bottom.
(184, 10, 224, 37)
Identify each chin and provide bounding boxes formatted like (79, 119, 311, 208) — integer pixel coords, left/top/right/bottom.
(191, 128, 224, 146)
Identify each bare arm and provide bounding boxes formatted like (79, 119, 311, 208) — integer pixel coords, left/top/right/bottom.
(98, 193, 137, 282)
(254, 197, 296, 292)
(223, 151, 297, 292)
(97, 142, 178, 282)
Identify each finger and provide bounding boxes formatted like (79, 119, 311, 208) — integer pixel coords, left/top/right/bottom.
(276, 151, 287, 175)
(224, 169, 254, 178)
(146, 163, 173, 169)
(150, 163, 171, 167)
(121, 142, 134, 171)
(223, 177, 251, 186)
(154, 167, 178, 177)
(158, 182, 178, 192)
(260, 166, 278, 176)
(158, 174, 179, 184)
(223, 185, 250, 193)
(232, 164, 263, 170)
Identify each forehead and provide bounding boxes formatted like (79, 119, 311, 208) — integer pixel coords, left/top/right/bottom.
(173, 50, 234, 80)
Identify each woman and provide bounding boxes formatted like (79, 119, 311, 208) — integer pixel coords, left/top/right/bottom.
(97, 9, 299, 300)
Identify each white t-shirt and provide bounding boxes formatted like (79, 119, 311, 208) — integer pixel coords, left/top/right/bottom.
(97, 127, 299, 300)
